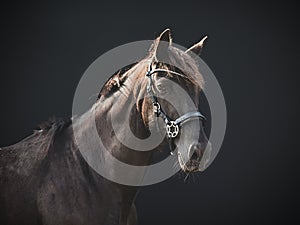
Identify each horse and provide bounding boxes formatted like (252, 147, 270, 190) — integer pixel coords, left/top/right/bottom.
(0, 29, 211, 225)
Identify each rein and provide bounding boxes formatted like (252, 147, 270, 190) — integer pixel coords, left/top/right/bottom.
(145, 63, 206, 155)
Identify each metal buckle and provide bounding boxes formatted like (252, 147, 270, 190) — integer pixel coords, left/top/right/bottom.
(166, 121, 179, 138)
(153, 102, 161, 116)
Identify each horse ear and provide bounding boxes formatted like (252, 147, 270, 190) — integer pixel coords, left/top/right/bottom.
(149, 28, 172, 59)
(185, 36, 208, 56)
(157, 28, 172, 45)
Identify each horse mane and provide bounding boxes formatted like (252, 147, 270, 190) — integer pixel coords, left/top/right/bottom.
(37, 116, 71, 133)
(27, 117, 72, 150)
(97, 63, 137, 99)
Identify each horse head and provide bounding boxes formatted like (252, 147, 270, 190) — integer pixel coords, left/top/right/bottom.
(133, 29, 212, 172)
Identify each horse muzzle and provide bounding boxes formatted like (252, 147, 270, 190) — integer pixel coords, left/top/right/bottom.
(179, 142, 212, 172)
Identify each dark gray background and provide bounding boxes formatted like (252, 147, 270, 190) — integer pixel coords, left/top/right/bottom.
(0, 0, 298, 224)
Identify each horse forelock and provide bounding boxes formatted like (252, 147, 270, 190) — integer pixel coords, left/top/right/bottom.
(166, 46, 204, 89)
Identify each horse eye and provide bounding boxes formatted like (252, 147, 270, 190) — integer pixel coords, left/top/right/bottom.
(156, 84, 167, 94)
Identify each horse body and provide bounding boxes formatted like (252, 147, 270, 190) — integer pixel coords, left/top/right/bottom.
(0, 28, 211, 225)
(0, 119, 137, 225)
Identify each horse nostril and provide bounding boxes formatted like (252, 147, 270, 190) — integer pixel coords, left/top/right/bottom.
(191, 151, 198, 160)
(189, 143, 204, 160)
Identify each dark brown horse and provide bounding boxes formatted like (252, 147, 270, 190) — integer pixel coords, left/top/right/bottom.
(0, 29, 211, 225)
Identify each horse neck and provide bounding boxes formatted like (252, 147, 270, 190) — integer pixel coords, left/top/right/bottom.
(73, 66, 154, 168)
(95, 73, 154, 164)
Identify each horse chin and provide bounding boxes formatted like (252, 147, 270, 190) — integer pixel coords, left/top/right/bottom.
(183, 162, 201, 173)
(177, 142, 212, 172)
(178, 155, 200, 173)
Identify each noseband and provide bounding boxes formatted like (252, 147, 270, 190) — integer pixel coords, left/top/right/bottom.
(145, 63, 206, 154)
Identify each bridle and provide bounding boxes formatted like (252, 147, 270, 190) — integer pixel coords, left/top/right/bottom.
(145, 62, 206, 154)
